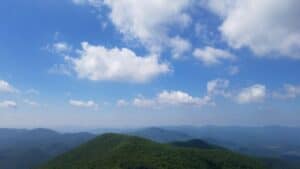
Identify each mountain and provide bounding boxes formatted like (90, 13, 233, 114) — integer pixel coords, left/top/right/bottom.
(170, 139, 223, 150)
(0, 128, 95, 169)
(129, 127, 192, 143)
(37, 133, 266, 169)
(263, 157, 300, 169)
(164, 126, 300, 157)
(163, 126, 300, 169)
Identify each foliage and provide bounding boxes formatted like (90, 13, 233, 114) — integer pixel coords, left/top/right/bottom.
(38, 133, 266, 169)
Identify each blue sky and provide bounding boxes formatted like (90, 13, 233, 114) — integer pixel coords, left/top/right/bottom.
(0, 0, 300, 128)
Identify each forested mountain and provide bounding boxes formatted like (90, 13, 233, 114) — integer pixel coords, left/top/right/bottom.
(37, 133, 266, 169)
(129, 127, 192, 143)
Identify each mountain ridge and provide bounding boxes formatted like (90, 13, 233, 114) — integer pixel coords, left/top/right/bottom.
(37, 133, 266, 169)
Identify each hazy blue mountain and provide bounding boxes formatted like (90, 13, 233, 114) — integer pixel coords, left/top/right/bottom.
(1, 126, 300, 169)
(129, 127, 193, 143)
(164, 126, 300, 157)
(0, 128, 95, 169)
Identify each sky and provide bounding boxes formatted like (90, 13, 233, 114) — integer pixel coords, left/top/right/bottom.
(0, 0, 300, 129)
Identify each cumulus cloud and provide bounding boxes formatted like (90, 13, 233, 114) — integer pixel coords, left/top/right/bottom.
(0, 80, 17, 93)
(207, 78, 230, 97)
(0, 100, 17, 108)
(169, 36, 192, 59)
(206, 0, 300, 58)
(236, 84, 266, 104)
(105, 0, 191, 51)
(124, 78, 241, 108)
(132, 90, 212, 108)
(76, 0, 192, 53)
(193, 46, 235, 65)
(157, 90, 211, 106)
(69, 99, 98, 109)
(132, 98, 156, 107)
(67, 42, 170, 83)
(117, 80, 271, 108)
(273, 84, 300, 99)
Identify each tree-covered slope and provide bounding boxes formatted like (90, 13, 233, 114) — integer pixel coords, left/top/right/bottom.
(38, 133, 266, 169)
(170, 139, 223, 150)
(129, 127, 192, 143)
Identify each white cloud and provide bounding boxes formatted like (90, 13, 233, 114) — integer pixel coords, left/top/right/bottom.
(119, 81, 271, 108)
(207, 78, 230, 97)
(68, 42, 170, 83)
(116, 99, 129, 106)
(193, 46, 235, 65)
(132, 98, 156, 107)
(48, 63, 72, 76)
(157, 90, 211, 106)
(227, 65, 239, 76)
(0, 80, 17, 93)
(0, 100, 17, 108)
(206, 0, 300, 58)
(236, 84, 266, 104)
(102, 0, 192, 53)
(52, 42, 72, 54)
(69, 99, 98, 109)
(273, 84, 300, 99)
(132, 90, 212, 108)
(169, 36, 191, 59)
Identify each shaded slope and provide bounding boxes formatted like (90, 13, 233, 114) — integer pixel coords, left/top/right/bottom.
(170, 139, 223, 150)
(0, 128, 94, 169)
(38, 133, 266, 169)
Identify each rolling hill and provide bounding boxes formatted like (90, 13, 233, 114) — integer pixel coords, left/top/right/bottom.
(37, 133, 266, 169)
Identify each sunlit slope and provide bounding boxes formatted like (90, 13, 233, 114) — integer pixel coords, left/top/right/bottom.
(38, 133, 266, 169)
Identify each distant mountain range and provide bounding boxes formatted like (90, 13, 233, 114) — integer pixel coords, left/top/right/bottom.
(1, 126, 300, 169)
(163, 126, 300, 158)
(37, 133, 266, 169)
(0, 128, 94, 169)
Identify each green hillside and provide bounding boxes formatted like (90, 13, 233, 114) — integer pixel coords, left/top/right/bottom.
(38, 133, 266, 169)
(170, 139, 223, 150)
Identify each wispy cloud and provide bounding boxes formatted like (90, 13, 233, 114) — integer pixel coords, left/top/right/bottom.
(273, 84, 300, 99)
(0, 80, 18, 93)
(0, 100, 17, 108)
(69, 99, 99, 109)
(193, 47, 235, 66)
(227, 66, 239, 76)
(24, 100, 40, 107)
